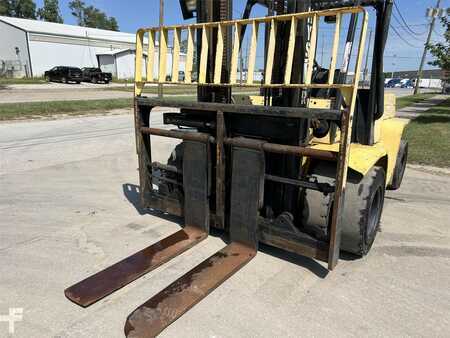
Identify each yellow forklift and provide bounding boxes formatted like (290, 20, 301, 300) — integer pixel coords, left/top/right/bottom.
(65, 1, 408, 336)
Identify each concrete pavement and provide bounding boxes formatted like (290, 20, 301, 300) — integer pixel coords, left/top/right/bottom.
(396, 94, 449, 119)
(0, 113, 449, 337)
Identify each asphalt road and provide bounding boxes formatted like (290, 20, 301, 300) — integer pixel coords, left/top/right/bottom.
(1, 114, 449, 337)
(0, 84, 437, 104)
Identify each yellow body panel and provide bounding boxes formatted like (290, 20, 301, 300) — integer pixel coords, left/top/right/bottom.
(307, 98, 332, 109)
(233, 95, 267, 105)
(311, 117, 408, 185)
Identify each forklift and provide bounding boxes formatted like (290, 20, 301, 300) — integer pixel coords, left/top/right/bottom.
(65, 1, 408, 336)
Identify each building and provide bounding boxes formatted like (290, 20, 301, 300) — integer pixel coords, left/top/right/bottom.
(0, 16, 185, 79)
(98, 48, 186, 80)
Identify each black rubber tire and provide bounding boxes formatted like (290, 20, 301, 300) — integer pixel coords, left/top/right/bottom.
(387, 140, 408, 190)
(91, 77, 97, 84)
(341, 166, 386, 256)
(62, 77, 68, 84)
(157, 143, 184, 197)
(302, 163, 386, 256)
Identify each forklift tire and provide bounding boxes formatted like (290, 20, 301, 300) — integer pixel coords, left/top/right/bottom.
(341, 166, 386, 256)
(387, 140, 408, 190)
(303, 163, 386, 256)
(157, 143, 184, 197)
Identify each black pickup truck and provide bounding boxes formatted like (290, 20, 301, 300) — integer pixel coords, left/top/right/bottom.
(44, 66, 83, 83)
(81, 67, 112, 84)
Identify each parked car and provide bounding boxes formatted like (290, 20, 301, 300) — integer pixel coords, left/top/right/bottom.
(443, 80, 450, 94)
(44, 66, 83, 84)
(385, 78, 401, 88)
(400, 79, 413, 88)
(164, 71, 186, 82)
(81, 67, 112, 84)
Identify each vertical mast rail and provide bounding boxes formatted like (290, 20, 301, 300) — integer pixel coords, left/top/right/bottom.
(199, 25, 210, 84)
(158, 28, 168, 82)
(284, 16, 297, 84)
(305, 14, 318, 85)
(146, 30, 156, 82)
(328, 13, 341, 85)
(265, 19, 277, 85)
(134, 29, 145, 96)
(172, 28, 181, 82)
(185, 26, 195, 84)
(230, 23, 241, 84)
(214, 24, 225, 84)
(246, 21, 258, 84)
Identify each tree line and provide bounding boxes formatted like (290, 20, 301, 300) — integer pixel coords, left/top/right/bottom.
(0, 0, 119, 31)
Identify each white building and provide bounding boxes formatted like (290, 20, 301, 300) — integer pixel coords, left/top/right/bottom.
(98, 48, 186, 80)
(0, 16, 185, 79)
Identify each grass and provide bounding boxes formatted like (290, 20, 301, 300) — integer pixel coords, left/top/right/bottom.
(0, 77, 47, 85)
(0, 98, 133, 120)
(109, 84, 259, 96)
(404, 98, 450, 168)
(396, 92, 440, 110)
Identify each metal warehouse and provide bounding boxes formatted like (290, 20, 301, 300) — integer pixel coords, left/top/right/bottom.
(0, 16, 185, 79)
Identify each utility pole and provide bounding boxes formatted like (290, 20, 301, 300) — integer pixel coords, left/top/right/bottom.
(363, 28, 373, 88)
(158, 0, 164, 98)
(414, 0, 441, 95)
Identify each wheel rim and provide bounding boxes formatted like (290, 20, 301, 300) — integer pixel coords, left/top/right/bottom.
(367, 186, 383, 241)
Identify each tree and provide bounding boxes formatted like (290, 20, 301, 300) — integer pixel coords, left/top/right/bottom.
(68, 0, 119, 31)
(180, 39, 198, 69)
(68, 0, 84, 25)
(427, 12, 450, 71)
(0, 0, 13, 16)
(0, 0, 36, 19)
(37, 0, 63, 23)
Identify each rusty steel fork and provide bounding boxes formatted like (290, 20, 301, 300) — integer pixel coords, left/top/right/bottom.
(124, 146, 264, 337)
(65, 226, 207, 307)
(124, 242, 256, 338)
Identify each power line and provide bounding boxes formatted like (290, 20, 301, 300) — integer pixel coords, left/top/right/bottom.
(391, 12, 423, 40)
(389, 24, 423, 49)
(394, 2, 428, 35)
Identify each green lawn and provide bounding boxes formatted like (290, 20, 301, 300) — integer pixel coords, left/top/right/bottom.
(0, 77, 47, 85)
(404, 98, 450, 168)
(110, 84, 259, 96)
(0, 98, 133, 120)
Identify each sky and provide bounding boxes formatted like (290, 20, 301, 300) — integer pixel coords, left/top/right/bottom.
(33, 0, 449, 71)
